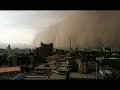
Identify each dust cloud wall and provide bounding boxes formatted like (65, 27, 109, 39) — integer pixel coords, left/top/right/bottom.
(32, 11, 120, 49)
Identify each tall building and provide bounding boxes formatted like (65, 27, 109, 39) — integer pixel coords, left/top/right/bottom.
(7, 44, 11, 55)
(35, 47, 40, 63)
(80, 59, 89, 74)
(35, 43, 53, 64)
(40, 42, 53, 57)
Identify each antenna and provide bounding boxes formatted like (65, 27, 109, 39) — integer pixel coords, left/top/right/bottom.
(70, 35, 71, 49)
(69, 35, 72, 52)
(58, 33, 59, 54)
(58, 32, 60, 57)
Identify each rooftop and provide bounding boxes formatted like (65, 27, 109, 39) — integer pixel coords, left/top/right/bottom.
(48, 72, 66, 80)
(69, 72, 96, 80)
(35, 64, 56, 70)
(11, 73, 26, 80)
(24, 72, 49, 80)
(0, 66, 21, 73)
(24, 77, 48, 80)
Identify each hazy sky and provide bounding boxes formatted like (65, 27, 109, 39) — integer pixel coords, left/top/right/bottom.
(2, 11, 120, 49)
(32, 11, 120, 49)
(0, 11, 75, 45)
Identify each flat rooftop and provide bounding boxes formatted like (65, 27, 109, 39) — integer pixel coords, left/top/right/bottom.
(24, 77, 48, 80)
(47, 60, 56, 64)
(29, 72, 49, 76)
(0, 66, 21, 73)
(48, 72, 66, 80)
(24, 72, 49, 80)
(35, 64, 56, 70)
(69, 72, 96, 80)
(24, 75, 48, 80)
(58, 66, 67, 70)
(1, 75, 16, 80)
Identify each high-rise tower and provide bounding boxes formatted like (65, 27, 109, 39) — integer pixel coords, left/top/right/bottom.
(7, 44, 11, 55)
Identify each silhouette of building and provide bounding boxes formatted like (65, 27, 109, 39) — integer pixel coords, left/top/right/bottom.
(35, 43, 53, 64)
(40, 42, 53, 57)
(7, 44, 11, 55)
(35, 43, 53, 57)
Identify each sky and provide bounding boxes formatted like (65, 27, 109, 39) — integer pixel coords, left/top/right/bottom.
(0, 11, 75, 48)
(1, 11, 120, 49)
(32, 11, 120, 49)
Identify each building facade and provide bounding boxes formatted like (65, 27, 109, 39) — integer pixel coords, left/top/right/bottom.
(40, 43, 53, 57)
(35, 43, 53, 58)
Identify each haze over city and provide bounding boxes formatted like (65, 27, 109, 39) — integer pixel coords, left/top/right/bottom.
(1, 11, 120, 80)
(1, 11, 120, 49)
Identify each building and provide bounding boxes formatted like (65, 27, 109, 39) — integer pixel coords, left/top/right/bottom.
(96, 57, 104, 63)
(48, 71, 66, 80)
(25, 48, 30, 54)
(35, 43, 53, 64)
(30, 55, 35, 65)
(0, 66, 21, 75)
(7, 44, 11, 55)
(40, 43, 53, 57)
(36, 42, 53, 58)
(0, 48, 7, 54)
(11, 73, 26, 80)
(16, 56, 30, 65)
(69, 72, 96, 80)
(35, 48, 40, 57)
(79, 59, 89, 74)
(102, 47, 112, 52)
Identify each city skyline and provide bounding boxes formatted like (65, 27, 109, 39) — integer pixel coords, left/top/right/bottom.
(1, 11, 120, 80)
